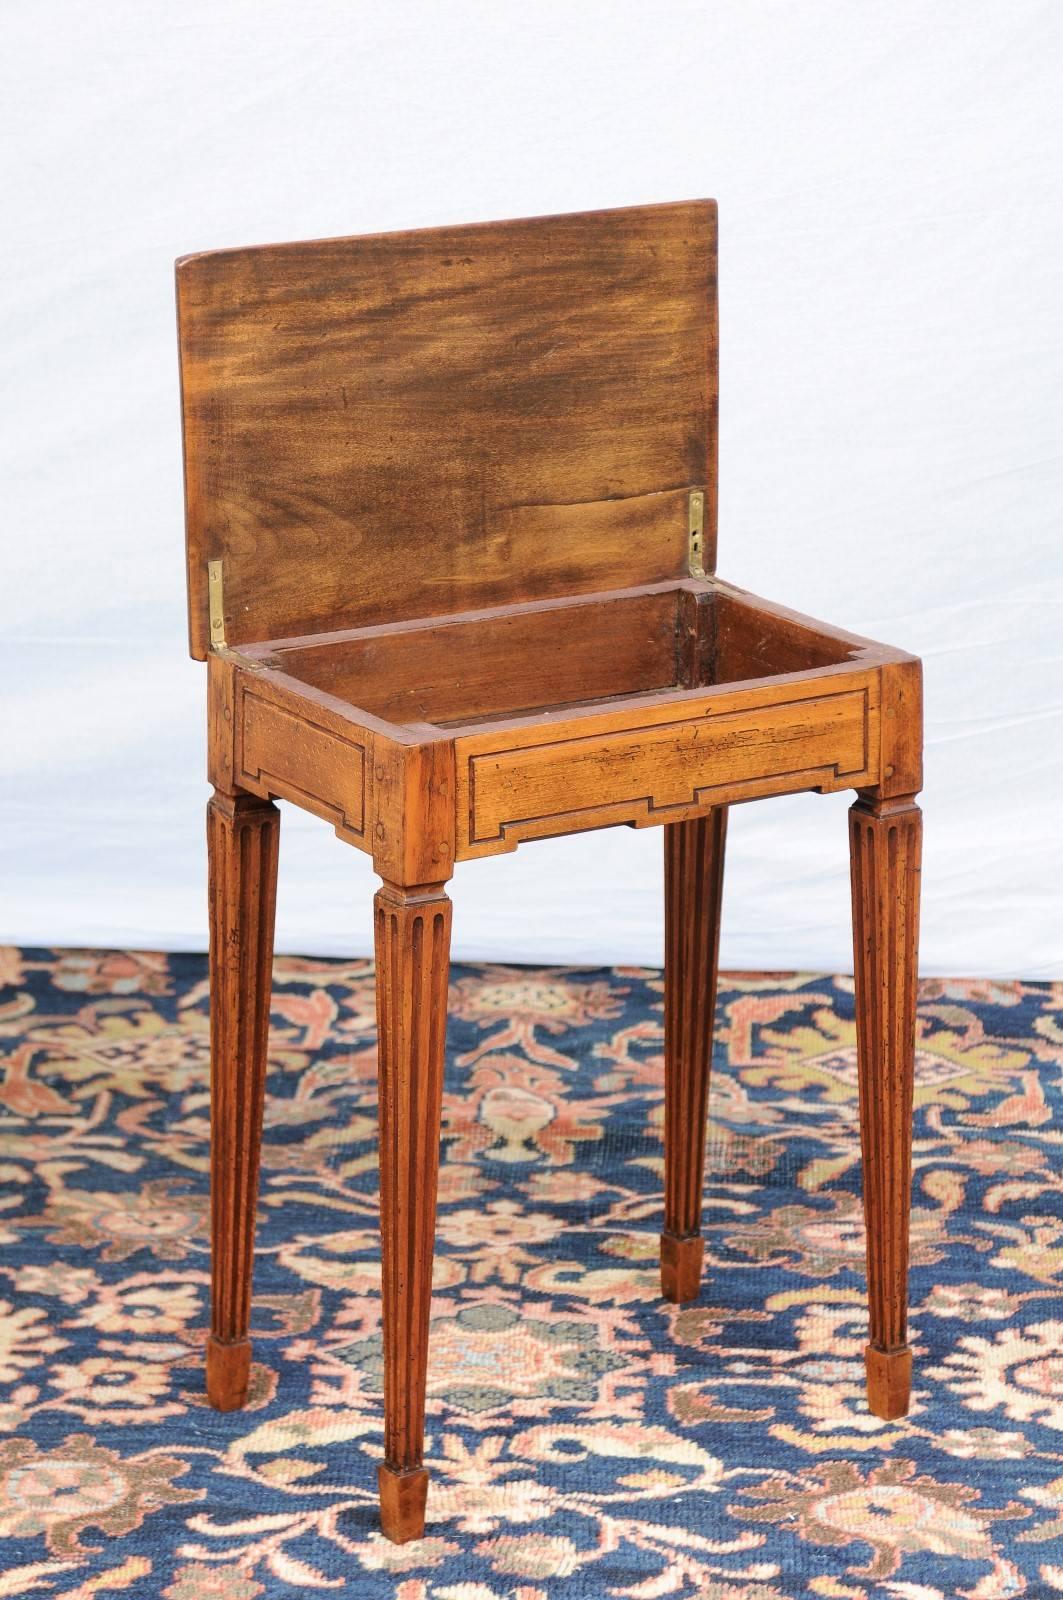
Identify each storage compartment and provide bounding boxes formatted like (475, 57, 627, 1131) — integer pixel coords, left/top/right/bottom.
(243, 581, 865, 734)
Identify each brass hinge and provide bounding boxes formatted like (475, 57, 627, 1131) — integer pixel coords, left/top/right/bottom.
(205, 559, 266, 670)
(688, 490, 706, 578)
(207, 559, 226, 648)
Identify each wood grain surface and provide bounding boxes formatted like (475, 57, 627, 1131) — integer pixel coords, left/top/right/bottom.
(205, 787, 280, 1412)
(178, 201, 717, 656)
(661, 808, 727, 1304)
(850, 791, 922, 1420)
(374, 880, 453, 1541)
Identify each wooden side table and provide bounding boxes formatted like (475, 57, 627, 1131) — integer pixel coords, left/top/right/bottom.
(177, 201, 922, 1543)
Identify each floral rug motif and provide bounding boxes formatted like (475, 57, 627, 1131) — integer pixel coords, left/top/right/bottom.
(0, 946, 1061, 1597)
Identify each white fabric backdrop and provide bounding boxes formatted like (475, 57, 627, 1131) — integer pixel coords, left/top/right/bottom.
(2, 0, 1061, 976)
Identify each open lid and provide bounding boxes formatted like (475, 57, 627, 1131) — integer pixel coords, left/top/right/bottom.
(177, 199, 717, 658)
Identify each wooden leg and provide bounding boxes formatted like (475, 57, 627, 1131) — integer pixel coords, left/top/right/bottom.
(849, 792, 921, 1420)
(205, 788, 280, 1411)
(661, 809, 727, 1304)
(374, 879, 452, 1543)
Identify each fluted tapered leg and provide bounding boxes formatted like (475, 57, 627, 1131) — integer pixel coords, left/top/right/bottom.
(374, 879, 452, 1543)
(849, 792, 921, 1419)
(661, 809, 727, 1303)
(205, 788, 279, 1411)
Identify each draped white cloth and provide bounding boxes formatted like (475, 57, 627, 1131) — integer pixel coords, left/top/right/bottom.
(2, 0, 1061, 975)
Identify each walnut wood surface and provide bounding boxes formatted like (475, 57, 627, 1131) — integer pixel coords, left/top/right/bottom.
(205, 788, 279, 1411)
(661, 809, 727, 1303)
(179, 201, 717, 657)
(187, 201, 924, 1540)
(374, 881, 453, 1541)
(849, 792, 922, 1419)
(455, 677, 875, 855)
(258, 586, 682, 728)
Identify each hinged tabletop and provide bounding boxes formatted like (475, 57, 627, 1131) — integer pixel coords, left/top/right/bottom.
(178, 199, 717, 658)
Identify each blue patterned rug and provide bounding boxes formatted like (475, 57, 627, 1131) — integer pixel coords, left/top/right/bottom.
(0, 947, 1061, 1596)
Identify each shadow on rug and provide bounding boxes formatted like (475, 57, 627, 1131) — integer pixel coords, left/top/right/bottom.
(0, 948, 1061, 1597)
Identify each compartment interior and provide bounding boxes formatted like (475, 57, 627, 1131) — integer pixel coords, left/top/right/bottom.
(249, 584, 863, 732)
